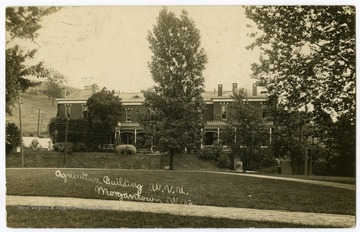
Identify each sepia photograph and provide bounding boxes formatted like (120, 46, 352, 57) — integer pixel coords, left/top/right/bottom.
(3, 0, 356, 230)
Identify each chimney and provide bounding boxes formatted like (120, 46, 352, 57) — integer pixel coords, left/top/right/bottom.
(218, 84, 223, 96)
(62, 87, 66, 98)
(232, 83, 238, 92)
(252, 84, 257, 96)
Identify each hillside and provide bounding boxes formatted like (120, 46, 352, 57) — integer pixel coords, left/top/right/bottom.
(6, 83, 80, 137)
(26, 80, 80, 95)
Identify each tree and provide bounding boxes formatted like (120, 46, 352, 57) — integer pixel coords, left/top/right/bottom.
(245, 6, 355, 120)
(6, 7, 59, 115)
(269, 107, 313, 174)
(6, 123, 21, 154)
(43, 69, 67, 105)
(245, 6, 355, 174)
(325, 114, 355, 177)
(47, 88, 120, 151)
(141, 8, 207, 170)
(225, 89, 269, 171)
(6, 7, 58, 41)
(48, 117, 87, 145)
(86, 88, 122, 147)
(6, 45, 46, 115)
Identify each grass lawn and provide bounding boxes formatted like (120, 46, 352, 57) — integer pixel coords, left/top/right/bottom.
(6, 151, 227, 171)
(6, 206, 329, 228)
(6, 168, 355, 215)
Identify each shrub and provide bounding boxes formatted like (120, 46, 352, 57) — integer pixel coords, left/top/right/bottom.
(30, 139, 41, 151)
(327, 153, 342, 175)
(74, 143, 88, 152)
(6, 123, 21, 154)
(212, 142, 224, 160)
(259, 149, 278, 168)
(217, 151, 231, 168)
(198, 146, 215, 159)
(199, 142, 232, 168)
(245, 148, 277, 171)
(313, 158, 329, 175)
(115, 144, 137, 155)
(53, 142, 74, 153)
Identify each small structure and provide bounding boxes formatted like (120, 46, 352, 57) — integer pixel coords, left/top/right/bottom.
(148, 151, 162, 169)
(21, 137, 53, 151)
(234, 158, 244, 172)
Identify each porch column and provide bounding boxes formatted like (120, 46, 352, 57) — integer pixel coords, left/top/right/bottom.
(217, 128, 220, 142)
(117, 123, 121, 146)
(65, 103, 72, 119)
(269, 127, 272, 144)
(134, 129, 137, 145)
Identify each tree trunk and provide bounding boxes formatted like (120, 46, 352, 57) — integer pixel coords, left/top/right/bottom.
(243, 152, 247, 173)
(169, 150, 174, 170)
(291, 159, 296, 174)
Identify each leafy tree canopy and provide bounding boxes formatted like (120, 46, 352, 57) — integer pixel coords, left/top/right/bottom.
(245, 6, 355, 121)
(6, 6, 60, 115)
(225, 89, 268, 171)
(142, 8, 207, 169)
(43, 69, 67, 105)
(6, 7, 58, 41)
(86, 88, 122, 133)
(6, 122, 21, 154)
(229, 89, 265, 137)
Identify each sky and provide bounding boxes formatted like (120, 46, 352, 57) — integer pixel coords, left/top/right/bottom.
(15, 5, 262, 93)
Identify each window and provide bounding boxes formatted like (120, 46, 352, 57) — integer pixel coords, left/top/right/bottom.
(125, 108, 132, 122)
(221, 104, 227, 120)
(65, 104, 71, 118)
(81, 104, 88, 118)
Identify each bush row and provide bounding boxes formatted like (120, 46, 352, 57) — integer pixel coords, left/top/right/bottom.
(199, 143, 232, 168)
(53, 142, 138, 155)
(199, 142, 278, 170)
(53, 142, 88, 153)
(115, 145, 137, 155)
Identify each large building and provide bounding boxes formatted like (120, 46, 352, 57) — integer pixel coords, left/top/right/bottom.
(56, 83, 272, 149)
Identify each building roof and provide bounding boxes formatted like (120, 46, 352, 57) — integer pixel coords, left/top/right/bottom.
(64, 89, 93, 100)
(202, 91, 232, 101)
(57, 86, 266, 104)
(116, 92, 144, 103)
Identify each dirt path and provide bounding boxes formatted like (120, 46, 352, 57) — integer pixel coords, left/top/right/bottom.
(180, 170, 356, 190)
(7, 195, 355, 227)
(235, 173, 355, 191)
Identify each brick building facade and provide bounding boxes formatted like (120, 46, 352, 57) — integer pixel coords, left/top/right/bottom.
(56, 84, 272, 150)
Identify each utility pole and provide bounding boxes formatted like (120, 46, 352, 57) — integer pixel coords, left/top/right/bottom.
(64, 117, 69, 167)
(37, 108, 40, 137)
(18, 92, 24, 167)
